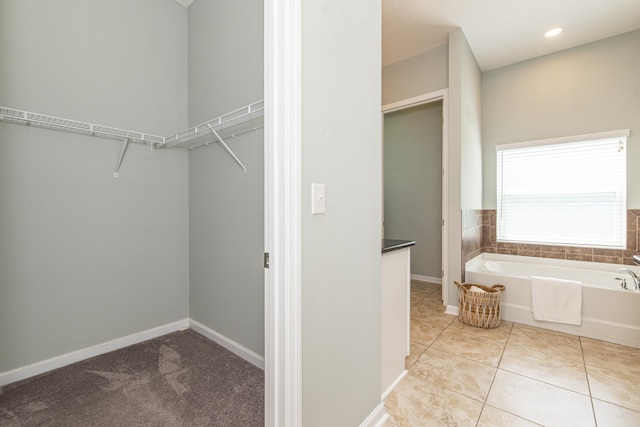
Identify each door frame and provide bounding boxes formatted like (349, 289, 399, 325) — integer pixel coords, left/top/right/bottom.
(264, 0, 302, 425)
(381, 89, 449, 306)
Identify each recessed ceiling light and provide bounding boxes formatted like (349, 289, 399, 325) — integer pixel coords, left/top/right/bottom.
(545, 28, 563, 38)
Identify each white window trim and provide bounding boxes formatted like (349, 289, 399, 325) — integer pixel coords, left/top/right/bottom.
(495, 129, 630, 152)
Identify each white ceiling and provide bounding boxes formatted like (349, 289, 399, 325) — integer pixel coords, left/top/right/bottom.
(172, 1, 640, 71)
(383, 0, 640, 71)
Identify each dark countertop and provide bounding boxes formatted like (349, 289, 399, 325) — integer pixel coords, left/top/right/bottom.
(381, 239, 416, 254)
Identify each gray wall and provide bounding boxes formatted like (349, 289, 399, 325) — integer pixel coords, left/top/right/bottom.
(301, 0, 383, 425)
(187, 0, 264, 356)
(384, 103, 443, 278)
(0, 0, 189, 373)
(382, 45, 448, 105)
(482, 29, 640, 209)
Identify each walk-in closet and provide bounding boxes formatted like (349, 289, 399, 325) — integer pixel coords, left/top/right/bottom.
(1, 0, 265, 424)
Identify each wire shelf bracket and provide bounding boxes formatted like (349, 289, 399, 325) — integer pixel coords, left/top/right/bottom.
(206, 124, 247, 174)
(113, 138, 130, 178)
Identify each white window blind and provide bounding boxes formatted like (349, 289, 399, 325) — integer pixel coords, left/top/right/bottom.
(496, 130, 629, 249)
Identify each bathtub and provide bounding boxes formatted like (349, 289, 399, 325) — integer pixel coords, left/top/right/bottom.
(465, 253, 640, 348)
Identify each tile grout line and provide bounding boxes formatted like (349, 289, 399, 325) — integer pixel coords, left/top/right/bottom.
(475, 320, 515, 426)
(580, 336, 599, 426)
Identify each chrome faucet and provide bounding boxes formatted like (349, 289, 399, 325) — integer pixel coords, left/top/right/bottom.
(616, 268, 639, 290)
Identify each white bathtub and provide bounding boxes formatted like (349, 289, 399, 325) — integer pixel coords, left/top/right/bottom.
(465, 253, 640, 348)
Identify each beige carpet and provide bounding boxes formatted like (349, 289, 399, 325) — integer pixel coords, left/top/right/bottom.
(0, 330, 264, 426)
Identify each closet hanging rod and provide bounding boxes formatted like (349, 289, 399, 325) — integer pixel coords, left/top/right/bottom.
(164, 99, 264, 148)
(0, 106, 165, 147)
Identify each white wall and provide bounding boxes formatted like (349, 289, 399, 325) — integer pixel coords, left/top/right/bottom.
(448, 29, 483, 301)
(459, 37, 483, 210)
(187, 0, 265, 356)
(301, 0, 383, 425)
(0, 0, 189, 373)
(482, 29, 640, 209)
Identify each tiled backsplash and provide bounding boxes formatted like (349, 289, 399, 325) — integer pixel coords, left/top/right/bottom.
(462, 209, 640, 267)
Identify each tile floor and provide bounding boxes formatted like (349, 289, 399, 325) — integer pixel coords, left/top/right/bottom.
(383, 280, 640, 427)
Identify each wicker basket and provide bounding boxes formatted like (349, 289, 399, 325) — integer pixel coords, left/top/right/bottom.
(455, 281, 505, 329)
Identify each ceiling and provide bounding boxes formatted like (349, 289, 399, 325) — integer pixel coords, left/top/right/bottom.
(382, 0, 640, 70)
(173, 1, 640, 72)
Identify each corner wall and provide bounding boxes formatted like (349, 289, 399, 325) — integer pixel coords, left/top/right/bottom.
(186, 0, 265, 357)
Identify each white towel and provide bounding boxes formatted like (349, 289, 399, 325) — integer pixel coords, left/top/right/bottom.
(531, 276, 583, 325)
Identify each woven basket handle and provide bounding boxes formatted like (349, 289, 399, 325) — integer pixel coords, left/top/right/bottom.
(454, 281, 466, 291)
(491, 284, 506, 292)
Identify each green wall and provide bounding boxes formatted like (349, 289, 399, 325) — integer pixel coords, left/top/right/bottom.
(0, 0, 189, 373)
(384, 102, 443, 278)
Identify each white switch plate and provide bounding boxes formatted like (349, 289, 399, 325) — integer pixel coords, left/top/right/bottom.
(311, 183, 325, 215)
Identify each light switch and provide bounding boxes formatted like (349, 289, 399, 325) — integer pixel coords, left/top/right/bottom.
(311, 183, 325, 215)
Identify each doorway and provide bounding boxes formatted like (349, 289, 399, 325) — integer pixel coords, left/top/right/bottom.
(382, 90, 449, 305)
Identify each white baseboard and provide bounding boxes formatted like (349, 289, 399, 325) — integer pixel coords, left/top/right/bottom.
(445, 305, 459, 316)
(411, 274, 442, 284)
(0, 317, 267, 387)
(381, 369, 407, 400)
(0, 318, 189, 387)
(189, 318, 265, 370)
(359, 401, 389, 427)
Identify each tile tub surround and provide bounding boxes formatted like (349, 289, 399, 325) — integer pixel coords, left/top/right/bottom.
(478, 209, 640, 265)
(383, 280, 640, 427)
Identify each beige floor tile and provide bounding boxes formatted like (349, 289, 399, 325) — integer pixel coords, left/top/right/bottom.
(477, 405, 542, 427)
(385, 373, 483, 427)
(410, 289, 432, 305)
(431, 328, 507, 366)
(587, 365, 640, 412)
(405, 341, 427, 369)
(593, 399, 640, 427)
(382, 418, 398, 427)
(507, 323, 583, 363)
(421, 292, 445, 307)
(410, 301, 456, 328)
(411, 280, 440, 291)
(410, 320, 445, 346)
(581, 337, 640, 377)
(499, 342, 590, 394)
(448, 317, 513, 341)
(486, 370, 595, 427)
(410, 348, 496, 401)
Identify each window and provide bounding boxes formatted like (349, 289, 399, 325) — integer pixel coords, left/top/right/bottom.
(496, 130, 629, 249)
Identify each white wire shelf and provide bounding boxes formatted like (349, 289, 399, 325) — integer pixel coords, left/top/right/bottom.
(164, 100, 264, 149)
(0, 99, 264, 175)
(0, 106, 165, 147)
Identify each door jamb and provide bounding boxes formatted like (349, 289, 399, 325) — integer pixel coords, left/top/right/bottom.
(264, 0, 302, 425)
